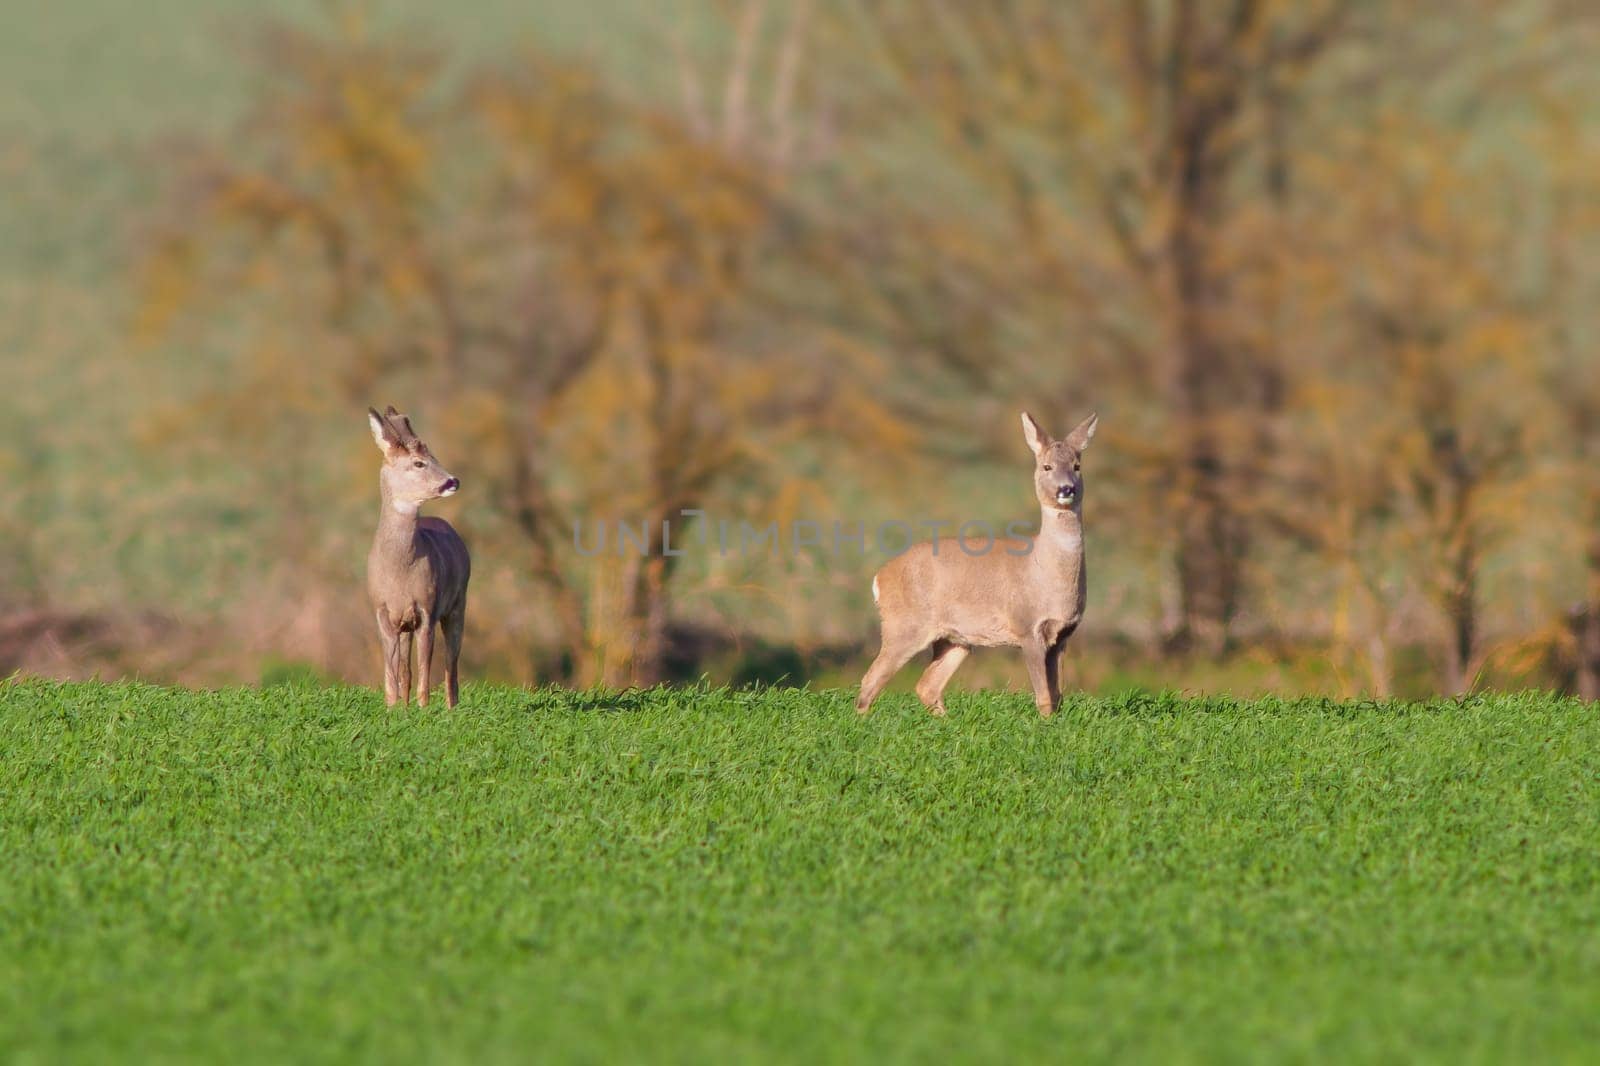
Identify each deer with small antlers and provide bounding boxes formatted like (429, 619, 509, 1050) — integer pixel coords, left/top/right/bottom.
(367, 406, 471, 708)
(857, 411, 1098, 719)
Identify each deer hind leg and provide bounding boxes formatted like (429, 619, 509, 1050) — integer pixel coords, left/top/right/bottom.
(414, 615, 435, 708)
(856, 626, 928, 716)
(377, 611, 403, 707)
(915, 639, 971, 717)
(441, 607, 465, 709)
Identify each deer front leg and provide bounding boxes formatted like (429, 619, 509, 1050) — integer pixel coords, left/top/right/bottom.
(1023, 637, 1053, 718)
(1045, 623, 1077, 716)
(376, 610, 403, 707)
(396, 630, 414, 706)
(1044, 644, 1063, 715)
(415, 615, 434, 708)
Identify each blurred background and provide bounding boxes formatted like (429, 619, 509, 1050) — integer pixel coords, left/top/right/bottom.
(2, 0, 1596, 697)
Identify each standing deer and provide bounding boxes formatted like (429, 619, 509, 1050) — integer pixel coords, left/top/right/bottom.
(857, 411, 1098, 718)
(367, 406, 471, 708)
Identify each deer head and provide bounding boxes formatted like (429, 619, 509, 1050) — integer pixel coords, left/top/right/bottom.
(1021, 411, 1097, 512)
(368, 406, 460, 514)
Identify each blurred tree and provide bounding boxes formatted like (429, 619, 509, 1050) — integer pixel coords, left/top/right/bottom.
(126, 1, 1599, 695)
(1537, 93, 1600, 699)
(824, 0, 1365, 654)
(138, 11, 902, 686)
(1276, 113, 1566, 694)
(815, 0, 1597, 692)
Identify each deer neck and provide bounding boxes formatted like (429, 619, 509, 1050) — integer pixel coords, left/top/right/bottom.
(375, 486, 421, 565)
(1034, 504, 1085, 571)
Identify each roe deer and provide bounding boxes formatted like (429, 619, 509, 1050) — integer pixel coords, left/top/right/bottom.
(367, 406, 471, 708)
(857, 411, 1098, 718)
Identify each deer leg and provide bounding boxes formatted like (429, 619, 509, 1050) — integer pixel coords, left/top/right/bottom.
(442, 607, 465, 709)
(915, 640, 971, 717)
(1044, 644, 1063, 715)
(1023, 638, 1053, 718)
(856, 629, 927, 715)
(396, 630, 414, 706)
(415, 615, 435, 708)
(377, 611, 402, 707)
(1045, 622, 1078, 715)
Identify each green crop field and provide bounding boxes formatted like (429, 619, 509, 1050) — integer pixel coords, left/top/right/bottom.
(3, 680, 1598, 1063)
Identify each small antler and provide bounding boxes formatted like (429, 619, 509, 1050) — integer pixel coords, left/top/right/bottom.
(384, 405, 419, 445)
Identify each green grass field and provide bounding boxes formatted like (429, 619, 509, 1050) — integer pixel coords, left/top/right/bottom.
(3, 681, 1598, 1063)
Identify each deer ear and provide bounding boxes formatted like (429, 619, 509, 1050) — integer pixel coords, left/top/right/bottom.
(1020, 411, 1050, 457)
(369, 408, 401, 453)
(1064, 412, 1099, 452)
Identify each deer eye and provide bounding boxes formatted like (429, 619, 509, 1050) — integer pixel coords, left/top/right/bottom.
(1042, 464, 1053, 472)
(1073, 462, 1080, 472)
(413, 460, 426, 469)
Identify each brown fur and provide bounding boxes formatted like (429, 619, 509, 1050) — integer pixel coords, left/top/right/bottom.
(366, 406, 471, 708)
(857, 411, 1098, 718)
